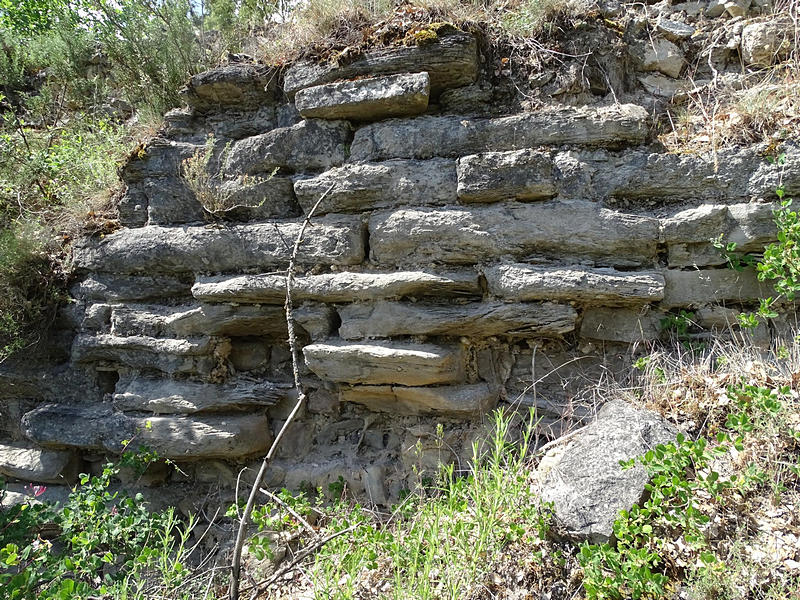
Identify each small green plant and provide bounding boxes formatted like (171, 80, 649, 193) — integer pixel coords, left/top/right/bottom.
(660, 309, 695, 339)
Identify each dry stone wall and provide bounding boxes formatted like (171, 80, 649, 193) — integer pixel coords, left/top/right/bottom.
(1, 18, 798, 504)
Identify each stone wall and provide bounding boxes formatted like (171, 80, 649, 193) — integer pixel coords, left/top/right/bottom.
(1, 11, 797, 505)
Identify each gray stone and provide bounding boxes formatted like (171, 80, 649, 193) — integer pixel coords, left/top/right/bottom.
(538, 400, 676, 542)
(0, 442, 78, 483)
(72, 274, 192, 302)
(338, 301, 577, 339)
(340, 383, 498, 416)
(181, 64, 279, 112)
(741, 20, 791, 67)
(579, 307, 662, 342)
(192, 270, 480, 304)
(122, 139, 201, 183)
(303, 341, 465, 386)
(229, 339, 270, 372)
(661, 268, 772, 307)
(113, 374, 288, 413)
(705, 0, 727, 16)
(663, 202, 776, 268)
(140, 177, 203, 225)
(369, 201, 660, 268)
(223, 120, 351, 175)
(22, 404, 271, 458)
(73, 216, 365, 274)
(82, 304, 112, 331)
(351, 104, 649, 161)
(111, 303, 287, 338)
(484, 264, 665, 305)
(638, 73, 693, 99)
(293, 158, 456, 214)
(293, 303, 338, 341)
(209, 176, 301, 221)
(205, 106, 279, 141)
(635, 38, 684, 78)
(295, 72, 430, 121)
(71, 334, 222, 376)
(724, 0, 751, 17)
(283, 30, 478, 97)
(456, 149, 556, 202)
(748, 142, 800, 198)
(656, 18, 695, 41)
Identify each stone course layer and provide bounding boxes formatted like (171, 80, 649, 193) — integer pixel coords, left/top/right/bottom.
(1, 23, 797, 503)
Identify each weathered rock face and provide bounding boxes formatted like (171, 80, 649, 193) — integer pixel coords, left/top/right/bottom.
(3, 18, 795, 505)
(538, 401, 677, 543)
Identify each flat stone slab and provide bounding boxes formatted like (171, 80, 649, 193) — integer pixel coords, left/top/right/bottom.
(369, 201, 660, 268)
(71, 334, 221, 375)
(338, 301, 577, 339)
(293, 158, 456, 214)
(457, 149, 556, 202)
(223, 119, 351, 175)
(283, 30, 478, 97)
(181, 64, 279, 112)
(484, 264, 665, 305)
(72, 274, 192, 302)
(538, 400, 676, 543)
(111, 304, 287, 337)
(662, 203, 776, 268)
(113, 375, 289, 414)
(192, 270, 480, 304)
(22, 404, 270, 459)
(73, 216, 365, 274)
(340, 383, 498, 417)
(295, 72, 430, 121)
(661, 268, 771, 307)
(0, 442, 78, 484)
(303, 341, 464, 386)
(580, 307, 662, 343)
(351, 104, 649, 161)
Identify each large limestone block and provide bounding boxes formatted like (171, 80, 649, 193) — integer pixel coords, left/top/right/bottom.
(72, 274, 192, 302)
(303, 341, 465, 386)
(71, 334, 220, 375)
(369, 201, 660, 268)
(484, 264, 665, 305)
(111, 304, 287, 337)
(457, 149, 556, 202)
(741, 20, 791, 67)
(635, 37, 684, 78)
(293, 158, 456, 214)
(0, 442, 78, 483)
(283, 30, 478, 97)
(340, 383, 498, 417)
(661, 268, 771, 307)
(113, 375, 288, 413)
(209, 175, 301, 221)
(181, 64, 280, 112)
(338, 301, 577, 339)
(579, 307, 662, 343)
(121, 139, 201, 183)
(538, 400, 676, 542)
(295, 72, 430, 121)
(351, 104, 649, 161)
(663, 203, 776, 267)
(224, 119, 351, 175)
(22, 404, 270, 458)
(193, 270, 480, 304)
(73, 217, 365, 274)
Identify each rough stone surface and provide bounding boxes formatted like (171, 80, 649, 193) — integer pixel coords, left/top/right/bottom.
(192, 270, 480, 304)
(22, 404, 270, 459)
(369, 201, 660, 268)
(304, 341, 465, 386)
(181, 64, 279, 112)
(295, 72, 430, 121)
(656, 18, 695, 41)
(113, 375, 288, 413)
(636, 38, 684, 78)
(293, 158, 456, 214)
(224, 120, 351, 175)
(72, 274, 192, 302)
(0, 442, 77, 483)
(73, 217, 365, 274)
(741, 20, 790, 66)
(457, 149, 556, 202)
(484, 264, 664, 305)
(580, 307, 662, 342)
(340, 383, 498, 416)
(209, 176, 301, 221)
(538, 400, 677, 542)
(662, 268, 771, 307)
(351, 104, 650, 161)
(338, 301, 577, 339)
(283, 31, 478, 97)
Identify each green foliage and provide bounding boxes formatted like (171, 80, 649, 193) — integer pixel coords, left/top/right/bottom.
(0, 0, 72, 36)
(0, 454, 198, 600)
(660, 309, 695, 339)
